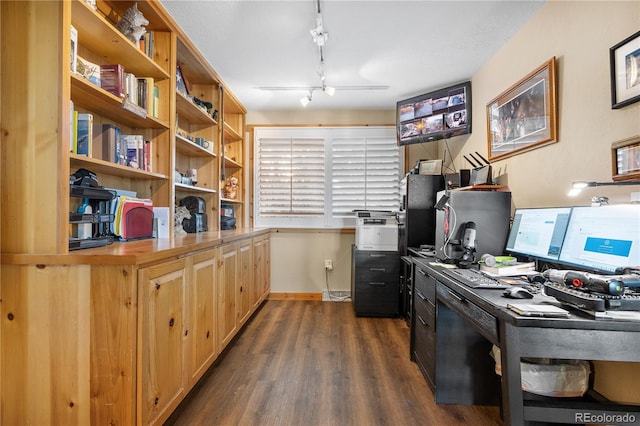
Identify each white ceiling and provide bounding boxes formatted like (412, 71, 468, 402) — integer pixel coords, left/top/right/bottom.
(160, 0, 545, 111)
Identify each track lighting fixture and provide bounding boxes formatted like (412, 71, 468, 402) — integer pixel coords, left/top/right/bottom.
(300, 91, 313, 107)
(323, 85, 335, 96)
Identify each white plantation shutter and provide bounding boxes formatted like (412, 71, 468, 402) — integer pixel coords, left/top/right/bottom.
(332, 133, 400, 217)
(258, 136, 325, 216)
(255, 127, 402, 228)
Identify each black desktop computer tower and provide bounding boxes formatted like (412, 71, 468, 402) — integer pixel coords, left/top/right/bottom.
(398, 174, 445, 255)
(434, 190, 511, 262)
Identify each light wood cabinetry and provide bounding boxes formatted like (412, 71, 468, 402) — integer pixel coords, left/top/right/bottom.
(253, 233, 271, 306)
(138, 259, 188, 426)
(1, 1, 263, 424)
(217, 242, 239, 349)
(220, 89, 247, 227)
(174, 35, 221, 231)
(189, 249, 218, 385)
(237, 239, 253, 325)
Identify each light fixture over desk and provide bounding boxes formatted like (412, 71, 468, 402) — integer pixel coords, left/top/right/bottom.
(568, 180, 640, 196)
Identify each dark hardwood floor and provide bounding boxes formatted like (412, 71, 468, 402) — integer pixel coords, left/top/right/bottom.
(165, 300, 503, 426)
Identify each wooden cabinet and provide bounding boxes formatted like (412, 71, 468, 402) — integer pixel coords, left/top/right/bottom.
(237, 239, 253, 325)
(253, 233, 271, 305)
(138, 259, 188, 426)
(188, 249, 218, 386)
(217, 243, 239, 349)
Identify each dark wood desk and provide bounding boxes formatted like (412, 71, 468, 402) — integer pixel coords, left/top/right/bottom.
(412, 258, 640, 425)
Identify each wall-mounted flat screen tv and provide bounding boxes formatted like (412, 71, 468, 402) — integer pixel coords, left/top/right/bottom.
(396, 81, 472, 146)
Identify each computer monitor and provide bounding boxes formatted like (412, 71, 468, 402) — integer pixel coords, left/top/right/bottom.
(558, 205, 640, 273)
(505, 207, 572, 261)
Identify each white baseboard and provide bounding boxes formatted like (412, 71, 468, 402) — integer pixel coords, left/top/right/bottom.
(322, 290, 352, 302)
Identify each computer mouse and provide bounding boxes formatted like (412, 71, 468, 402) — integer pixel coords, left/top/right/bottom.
(502, 286, 534, 299)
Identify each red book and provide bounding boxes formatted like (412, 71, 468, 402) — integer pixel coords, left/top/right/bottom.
(100, 64, 125, 98)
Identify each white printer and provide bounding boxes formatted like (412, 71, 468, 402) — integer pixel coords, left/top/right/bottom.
(355, 210, 399, 251)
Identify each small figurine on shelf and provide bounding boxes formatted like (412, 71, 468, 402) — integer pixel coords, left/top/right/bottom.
(116, 3, 149, 44)
(174, 205, 191, 236)
(222, 177, 238, 199)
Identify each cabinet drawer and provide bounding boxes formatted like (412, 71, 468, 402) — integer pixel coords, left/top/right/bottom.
(353, 281, 399, 315)
(437, 283, 498, 345)
(413, 297, 436, 387)
(354, 251, 399, 269)
(354, 264, 399, 283)
(414, 266, 436, 303)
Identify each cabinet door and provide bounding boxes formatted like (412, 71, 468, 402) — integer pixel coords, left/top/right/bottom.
(253, 234, 270, 304)
(138, 259, 187, 426)
(237, 240, 253, 325)
(217, 244, 238, 350)
(189, 250, 217, 385)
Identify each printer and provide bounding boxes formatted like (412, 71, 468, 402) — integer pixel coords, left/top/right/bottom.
(355, 210, 399, 251)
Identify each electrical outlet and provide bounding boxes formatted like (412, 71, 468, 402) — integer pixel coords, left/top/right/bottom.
(324, 259, 333, 270)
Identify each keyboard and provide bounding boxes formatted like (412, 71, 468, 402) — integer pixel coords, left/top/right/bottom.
(544, 282, 640, 312)
(446, 268, 509, 289)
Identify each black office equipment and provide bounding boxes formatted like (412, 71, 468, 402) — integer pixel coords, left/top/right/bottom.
(398, 173, 445, 321)
(444, 268, 508, 289)
(434, 190, 511, 263)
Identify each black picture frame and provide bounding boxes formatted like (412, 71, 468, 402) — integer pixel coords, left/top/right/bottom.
(610, 30, 640, 109)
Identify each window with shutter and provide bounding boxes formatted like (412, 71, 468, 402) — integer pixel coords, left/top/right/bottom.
(254, 126, 402, 228)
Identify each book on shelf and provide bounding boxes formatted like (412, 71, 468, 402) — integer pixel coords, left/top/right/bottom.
(143, 140, 152, 172)
(122, 134, 144, 170)
(70, 25, 78, 73)
(76, 113, 93, 156)
(76, 55, 101, 86)
(152, 85, 159, 118)
(124, 72, 138, 105)
(480, 261, 536, 276)
(100, 64, 125, 98)
(69, 100, 76, 152)
(136, 77, 154, 112)
(100, 124, 121, 164)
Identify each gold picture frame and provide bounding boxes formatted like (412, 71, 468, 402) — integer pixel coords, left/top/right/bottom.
(486, 57, 557, 161)
(611, 135, 640, 182)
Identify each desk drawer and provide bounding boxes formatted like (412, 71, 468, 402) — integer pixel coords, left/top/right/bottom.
(437, 283, 498, 345)
(414, 266, 436, 303)
(413, 297, 436, 388)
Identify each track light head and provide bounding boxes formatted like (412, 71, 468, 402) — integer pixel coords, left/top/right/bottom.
(323, 85, 336, 96)
(300, 91, 313, 107)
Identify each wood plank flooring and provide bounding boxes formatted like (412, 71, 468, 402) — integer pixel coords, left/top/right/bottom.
(165, 300, 503, 426)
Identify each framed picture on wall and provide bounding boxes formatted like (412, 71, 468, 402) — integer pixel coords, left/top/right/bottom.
(486, 57, 558, 162)
(610, 30, 640, 109)
(611, 135, 640, 182)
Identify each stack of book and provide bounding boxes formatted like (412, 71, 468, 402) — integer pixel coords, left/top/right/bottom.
(480, 261, 536, 276)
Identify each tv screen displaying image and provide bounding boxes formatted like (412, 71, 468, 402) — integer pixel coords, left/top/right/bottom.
(396, 81, 472, 145)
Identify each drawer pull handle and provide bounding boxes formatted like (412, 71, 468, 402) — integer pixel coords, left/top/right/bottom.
(369, 268, 387, 272)
(417, 269, 428, 277)
(448, 290, 466, 303)
(369, 282, 386, 286)
(418, 315, 427, 326)
(369, 254, 386, 258)
(416, 289, 427, 301)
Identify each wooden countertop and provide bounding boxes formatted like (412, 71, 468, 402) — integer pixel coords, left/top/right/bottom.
(1, 228, 270, 266)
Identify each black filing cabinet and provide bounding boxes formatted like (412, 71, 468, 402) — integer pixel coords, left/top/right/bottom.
(351, 247, 400, 317)
(410, 263, 437, 390)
